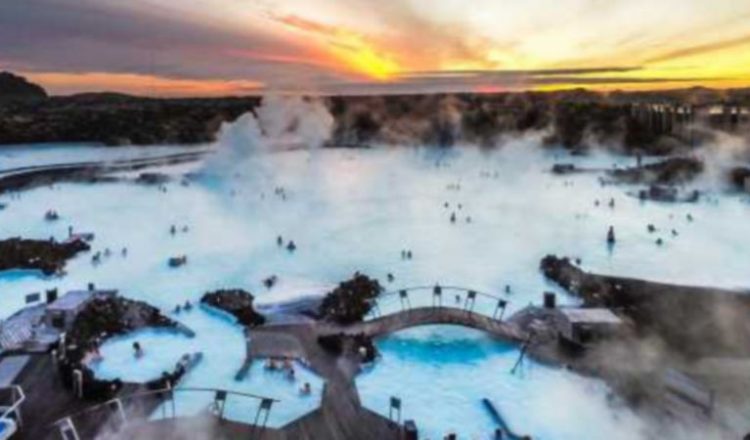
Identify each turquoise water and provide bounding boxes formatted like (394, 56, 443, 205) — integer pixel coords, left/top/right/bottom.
(90, 308, 323, 427)
(357, 326, 645, 440)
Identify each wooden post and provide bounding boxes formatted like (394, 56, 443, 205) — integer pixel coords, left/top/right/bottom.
(389, 396, 402, 424)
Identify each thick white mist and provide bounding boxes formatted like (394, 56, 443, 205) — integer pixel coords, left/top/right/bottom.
(203, 95, 333, 176)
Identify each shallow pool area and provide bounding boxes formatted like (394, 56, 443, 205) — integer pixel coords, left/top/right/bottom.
(356, 325, 645, 440)
(89, 308, 323, 427)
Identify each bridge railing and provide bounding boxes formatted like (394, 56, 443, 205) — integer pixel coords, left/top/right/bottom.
(0, 385, 25, 429)
(51, 386, 279, 440)
(365, 285, 513, 322)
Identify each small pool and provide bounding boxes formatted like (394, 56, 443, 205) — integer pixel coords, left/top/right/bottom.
(356, 325, 646, 440)
(90, 308, 323, 427)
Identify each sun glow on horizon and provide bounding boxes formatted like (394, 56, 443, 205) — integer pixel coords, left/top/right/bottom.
(5, 0, 750, 96)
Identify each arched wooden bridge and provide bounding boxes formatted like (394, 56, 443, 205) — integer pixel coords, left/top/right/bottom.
(331, 284, 527, 342)
(342, 306, 526, 342)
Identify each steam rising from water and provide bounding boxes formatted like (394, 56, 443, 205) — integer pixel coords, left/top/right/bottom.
(204, 95, 333, 175)
(697, 129, 750, 189)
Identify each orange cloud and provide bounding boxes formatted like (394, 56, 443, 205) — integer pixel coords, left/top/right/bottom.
(223, 48, 339, 70)
(272, 14, 399, 80)
(23, 71, 263, 97)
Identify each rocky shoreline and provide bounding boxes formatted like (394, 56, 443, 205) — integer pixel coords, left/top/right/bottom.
(607, 156, 704, 185)
(317, 273, 383, 324)
(200, 289, 266, 327)
(59, 293, 191, 400)
(0, 237, 90, 276)
(0, 150, 207, 194)
(540, 255, 750, 359)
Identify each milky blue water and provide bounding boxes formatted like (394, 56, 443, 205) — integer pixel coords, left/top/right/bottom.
(89, 307, 323, 427)
(1, 139, 749, 437)
(357, 325, 646, 440)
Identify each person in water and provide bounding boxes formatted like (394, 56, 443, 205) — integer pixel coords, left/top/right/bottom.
(607, 226, 616, 245)
(300, 382, 311, 395)
(89, 337, 103, 362)
(133, 342, 144, 359)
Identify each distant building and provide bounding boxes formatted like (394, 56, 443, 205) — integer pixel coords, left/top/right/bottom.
(556, 307, 624, 346)
(44, 288, 116, 331)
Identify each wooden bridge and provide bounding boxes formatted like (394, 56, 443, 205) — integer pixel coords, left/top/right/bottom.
(340, 307, 526, 342)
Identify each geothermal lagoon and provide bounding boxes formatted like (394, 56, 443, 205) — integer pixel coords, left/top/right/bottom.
(2, 136, 750, 438)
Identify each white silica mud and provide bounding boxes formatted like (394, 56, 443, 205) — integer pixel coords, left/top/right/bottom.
(1, 127, 750, 436)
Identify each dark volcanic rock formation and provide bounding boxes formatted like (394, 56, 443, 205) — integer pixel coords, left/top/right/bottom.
(609, 157, 704, 185)
(0, 237, 90, 275)
(540, 255, 750, 358)
(318, 273, 383, 324)
(0, 71, 47, 102)
(68, 295, 179, 354)
(728, 166, 750, 191)
(637, 185, 701, 203)
(201, 289, 266, 327)
(60, 294, 183, 400)
(0, 92, 259, 146)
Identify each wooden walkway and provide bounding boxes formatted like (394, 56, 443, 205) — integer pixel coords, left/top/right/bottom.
(8, 354, 147, 440)
(237, 306, 528, 440)
(343, 307, 526, 341)
(11, 305, 527, 440)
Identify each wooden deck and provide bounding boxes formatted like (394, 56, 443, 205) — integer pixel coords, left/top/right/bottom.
(9, 306, 526, 439)
(8, 354, 148, 440)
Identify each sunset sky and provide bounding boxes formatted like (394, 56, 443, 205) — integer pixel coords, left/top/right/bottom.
(2, 0, 750, 96)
